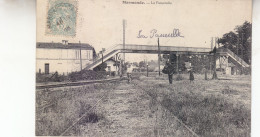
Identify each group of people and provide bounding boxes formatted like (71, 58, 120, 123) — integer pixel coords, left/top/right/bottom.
(125, 60, 198, 84)
(163, 61, 195, 84)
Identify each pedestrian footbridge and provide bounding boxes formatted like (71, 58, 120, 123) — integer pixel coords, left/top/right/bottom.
(85, 44, 249, 70)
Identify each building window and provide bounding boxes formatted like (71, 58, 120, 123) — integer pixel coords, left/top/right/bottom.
(75, 50, 81, 59)
(88, 50, 91, 59)
(87, 50, 89, 59)
(62, 40, 68, 45)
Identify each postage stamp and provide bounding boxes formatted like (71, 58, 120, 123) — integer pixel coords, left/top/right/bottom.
(46, 0, 78, 36)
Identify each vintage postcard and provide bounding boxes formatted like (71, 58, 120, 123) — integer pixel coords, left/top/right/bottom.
(36, 0, 252, 136)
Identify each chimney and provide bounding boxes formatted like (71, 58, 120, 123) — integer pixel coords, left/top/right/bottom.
(62, 40, 68, 45)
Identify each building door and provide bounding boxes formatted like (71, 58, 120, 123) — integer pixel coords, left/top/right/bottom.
(45, 63, 49, 74)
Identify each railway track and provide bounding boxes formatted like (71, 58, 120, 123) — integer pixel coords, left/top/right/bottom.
(58, 78, 199, 136)
(58, 79, 136, 136)
(37, 76, 139, 136)
(133, 81, 200, 137)
(36, 77, 122, 89)
(59, 92, 108, 136)
(36, 79, 122, 136)
(37, 75, 198, 136)
(36, 77, 124, 113)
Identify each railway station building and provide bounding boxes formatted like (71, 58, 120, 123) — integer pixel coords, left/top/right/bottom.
(36, 40, 94, 75)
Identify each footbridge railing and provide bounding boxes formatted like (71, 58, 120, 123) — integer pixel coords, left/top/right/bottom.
(217, 48, 249, 67)
(85, 45, 121, 70)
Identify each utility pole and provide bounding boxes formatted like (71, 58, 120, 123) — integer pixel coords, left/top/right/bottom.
(215, 37, 220, 73)
(158, 38, 161, 76)
(210, 37, 213, 74)
(115, 54, 118, 74)
(147, 63, 149, 77)
(237, 35, 239, 55)
(212, 38, 217, 80)
(119, 60, 122, 77)
(212, 50, 218, 79)
(123, 20, 126, 63)
(99, 50, 104, 67)
(122, 19, 126, 76)
(236, 35, 239, 75)
(241, 33, 244, 74)
(217, 37, 222, 73)
(177, 53, 179, 74)
(79, 41, 82, 71)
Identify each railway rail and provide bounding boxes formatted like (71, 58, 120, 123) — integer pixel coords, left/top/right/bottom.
(58, 79, 130, 136)
(37, 75, 199, 136)
(133, 81, 200, 137)
(36, 77, 123, 89)
(36, 78, 124, 136)
(58, 78, 141, 136)
(59, 92, 108, 136)
(36, 77, 126, 113)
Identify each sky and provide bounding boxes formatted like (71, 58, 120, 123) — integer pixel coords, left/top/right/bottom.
(36, 0, 252, 62)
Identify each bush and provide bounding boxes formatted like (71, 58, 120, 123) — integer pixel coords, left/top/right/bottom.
(36, 73, 67, 83)
(68, 70, 106, 82)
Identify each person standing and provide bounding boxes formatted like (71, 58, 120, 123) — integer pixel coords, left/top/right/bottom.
(168, 69, 174, 84)
(163, 61, 175, 84)
(204, 67, 208, 80)
(162, 53, 178, 84)
(126, 64, 132, 83)
(189, 67, 194, 83)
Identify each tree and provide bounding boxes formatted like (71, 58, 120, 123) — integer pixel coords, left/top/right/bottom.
(235, 21, 252, 64)
(139, 61, 146, 68)
(133, 62, 138, 67)
(218, 21, 252, 64)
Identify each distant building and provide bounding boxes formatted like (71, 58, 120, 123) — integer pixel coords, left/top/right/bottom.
(36, 40, 94, 74)
(105, 58, 119, 74)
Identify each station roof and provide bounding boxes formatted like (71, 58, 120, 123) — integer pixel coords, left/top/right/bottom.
(36, 42, 94, 50)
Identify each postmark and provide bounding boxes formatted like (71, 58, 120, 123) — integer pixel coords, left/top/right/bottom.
(46, 0, 78, 37)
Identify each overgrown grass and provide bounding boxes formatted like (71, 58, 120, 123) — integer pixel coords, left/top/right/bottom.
(176, 74, 184, 81)
(36, 73, 250, 136)
(136, 75, 251, 137)
(36, 82, 118, 136)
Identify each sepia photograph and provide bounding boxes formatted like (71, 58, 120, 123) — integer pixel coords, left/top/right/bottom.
(35, 0, 252, 136)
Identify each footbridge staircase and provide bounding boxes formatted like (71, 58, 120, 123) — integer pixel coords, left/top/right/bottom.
(217, 48, 250, 68)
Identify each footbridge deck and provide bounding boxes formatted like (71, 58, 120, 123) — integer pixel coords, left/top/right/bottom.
(119, 44, 212, 54)
(85, 44, 249, 70)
